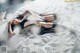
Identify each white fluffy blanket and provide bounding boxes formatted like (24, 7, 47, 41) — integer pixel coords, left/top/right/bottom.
(0, 0, 80, 53)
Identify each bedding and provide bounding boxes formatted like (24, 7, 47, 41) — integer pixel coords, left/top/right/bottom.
(0, 0, 80, 53)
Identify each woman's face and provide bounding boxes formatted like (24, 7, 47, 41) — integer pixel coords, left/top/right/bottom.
(12, 19, 21, 25)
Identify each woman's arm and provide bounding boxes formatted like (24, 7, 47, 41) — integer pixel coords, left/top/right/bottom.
(21, 10, 30, 16)
(8, 20, 15, 37)
(39, 14, 55, 16)
(8, 21, 13, 33)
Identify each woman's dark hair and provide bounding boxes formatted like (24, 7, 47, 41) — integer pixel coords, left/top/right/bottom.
(16, 15, 24, 20)
(53, 14, 57, 20)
